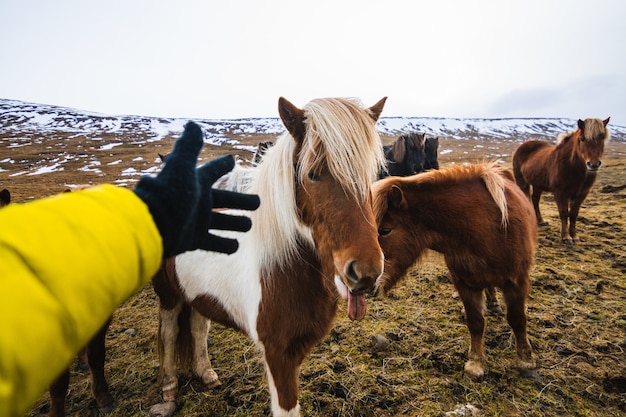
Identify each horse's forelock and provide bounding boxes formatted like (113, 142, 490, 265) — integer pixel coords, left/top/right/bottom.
(582, 118, 611, 143)
(405, 133, 425, 149)
(300, 98, 386, 200)
(371, 180, 392, 226)
(390, 138, 407, 162)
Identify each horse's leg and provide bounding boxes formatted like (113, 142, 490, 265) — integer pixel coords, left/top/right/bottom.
(454, 279, 487, 379)
(485, 287, 502, 314)
(87, 318, 115, 414)
(568, 192, 589, 243)
(263, 344, 304, 417)
(553, 192, 573, 244)
(530, 189, 547, 226)
(190, 308, 220, 388)
(149, 302, 182, 417)
(500, 281, 536, 375)
(49, 369, 70, 417)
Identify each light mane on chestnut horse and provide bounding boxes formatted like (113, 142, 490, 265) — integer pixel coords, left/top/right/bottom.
(151, 97, 387, 417)
(371, 163, 538, 379)
(512, 117, 610, 244)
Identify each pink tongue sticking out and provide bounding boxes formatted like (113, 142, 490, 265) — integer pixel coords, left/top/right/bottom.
(347, 291, 367, 321)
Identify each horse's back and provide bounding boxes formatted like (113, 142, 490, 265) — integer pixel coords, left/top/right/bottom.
(513, 140, 554, 164)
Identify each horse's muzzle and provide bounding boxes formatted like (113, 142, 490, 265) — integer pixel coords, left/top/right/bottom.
(586, 160, 602, 171)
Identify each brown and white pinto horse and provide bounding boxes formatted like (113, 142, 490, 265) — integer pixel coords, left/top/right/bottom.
(512, 117, 610, 244)
(371, 163, 537, 379)
(151, 97, 387, 417)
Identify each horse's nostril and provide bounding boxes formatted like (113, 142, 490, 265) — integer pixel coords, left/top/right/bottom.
(345, 261, 358, 284)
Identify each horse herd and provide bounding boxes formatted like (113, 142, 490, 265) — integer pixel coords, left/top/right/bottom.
(2, 97, 610, 417)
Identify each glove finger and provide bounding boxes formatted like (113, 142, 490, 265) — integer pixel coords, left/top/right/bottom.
(197, 155, 236, 186)
(209, 211, 253, 232)
(200, 234, 240, 254)
(212, 189, 260, 211)
(158, 121, 204, 179)
(171, 121, 204, 158)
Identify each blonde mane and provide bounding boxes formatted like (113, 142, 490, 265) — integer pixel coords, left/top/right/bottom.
(249, 97, 386, 272)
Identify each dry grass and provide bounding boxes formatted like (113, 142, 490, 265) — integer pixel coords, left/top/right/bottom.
(2, 128, 626, 417)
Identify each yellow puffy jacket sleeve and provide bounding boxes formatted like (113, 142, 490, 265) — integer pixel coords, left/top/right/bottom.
(0, 184, 163, 417)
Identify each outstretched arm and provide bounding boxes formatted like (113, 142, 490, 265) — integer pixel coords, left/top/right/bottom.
(0, 121, 259, 417)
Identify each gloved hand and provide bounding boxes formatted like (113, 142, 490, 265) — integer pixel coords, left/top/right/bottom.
(134, 121, 260, 258)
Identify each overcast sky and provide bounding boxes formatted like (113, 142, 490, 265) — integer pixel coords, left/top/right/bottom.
(1, 1, 624, 126)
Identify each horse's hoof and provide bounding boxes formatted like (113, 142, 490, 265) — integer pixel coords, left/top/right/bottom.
(562, 238, 575, 246)
(200, 368, 221, 388)
(98, 400, 117, 415)
(464, 361, 485, 380)
(520, 368, 542, 381)
(149, 401, 177, 417)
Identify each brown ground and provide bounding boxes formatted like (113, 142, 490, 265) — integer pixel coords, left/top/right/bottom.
(2, 128, 626, 417)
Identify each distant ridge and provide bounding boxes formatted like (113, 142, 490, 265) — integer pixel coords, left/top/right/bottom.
(1, 98, 624, 142)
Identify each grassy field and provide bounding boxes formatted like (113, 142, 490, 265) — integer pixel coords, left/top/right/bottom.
(2, 128, 625, 417)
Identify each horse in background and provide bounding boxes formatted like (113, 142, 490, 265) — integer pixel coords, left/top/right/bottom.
(0, 189, 10, 207)
(253, 140, 274, 164)
(150, 96, 387, 417)
(372, 163, 537, 379)
(512, 117, 610, 244)
(48, 320, 114, 417)
(424, 135, 440, 170)
(380, 132, 439, 178)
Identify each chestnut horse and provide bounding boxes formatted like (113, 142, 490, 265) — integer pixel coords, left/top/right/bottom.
(371, 163, 537, 379)
(512, 117, 610, 244)
(150, 97, 387, 417)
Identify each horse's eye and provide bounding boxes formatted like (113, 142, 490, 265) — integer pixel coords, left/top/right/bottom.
(308, 171, 321, 182)
(378, 227, 392, 237)
(580, 137, 586, 143)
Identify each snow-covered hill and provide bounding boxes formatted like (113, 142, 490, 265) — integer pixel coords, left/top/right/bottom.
(2, 98, 624, 143)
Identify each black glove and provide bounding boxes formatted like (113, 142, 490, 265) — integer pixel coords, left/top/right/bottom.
(134, 121, 260, 258)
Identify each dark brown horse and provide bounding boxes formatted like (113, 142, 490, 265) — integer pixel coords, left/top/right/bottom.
(512, 117, 610, 244)
(150, 97, 387, 417)
(380, 132, 427, 178)
(253, 140, 274, 164)
(48, 320, 114, 417)
(0, 188, 10, 207)
(371, 163, 537, 379)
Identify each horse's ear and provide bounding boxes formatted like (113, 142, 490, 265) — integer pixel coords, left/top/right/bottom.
(368, 97, 387, 122)
(388, 185, 407, 210)
(278, 97, 306, 143)
(603, 117, 610, 127)
(577, 119, 585, 131)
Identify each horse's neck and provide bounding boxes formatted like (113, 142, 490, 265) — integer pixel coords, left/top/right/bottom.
(555, 134, 585, 167)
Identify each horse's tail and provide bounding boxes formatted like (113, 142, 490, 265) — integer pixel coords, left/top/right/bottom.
(481, 163, 510, 228)
(511, 149, 530, 198)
